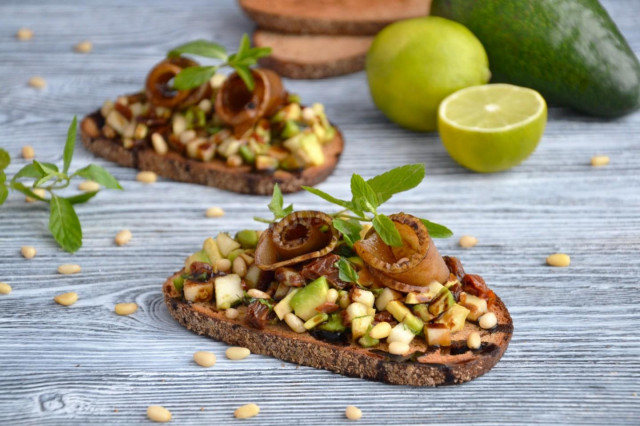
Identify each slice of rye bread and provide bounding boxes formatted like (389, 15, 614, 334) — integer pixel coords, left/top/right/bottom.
(239, 0, 431, 36)
(80, 111, 344, 195)
(163, 271, 513, 386)
(253, 30, 373, 79)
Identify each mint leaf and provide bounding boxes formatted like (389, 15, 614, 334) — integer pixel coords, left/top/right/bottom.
(302, 186, 353, 211)
(66, 191, 99, 205)
(335, 257, 359, 284)
(236, 34, 251, 59)
(420, 219, 453, 239)
(63, 116, 77, 173)
(49, 194, 82, 253)
(173, 66, 218, 90)
(367, 164, 425, 204)
(373, 214, 402, 247)
(0, 183, 7, 205)
(231, 65, 254, 91)
(11, 163, 58, 182)
(168, 40, 228, 61)
(333, 218, 362, 248)
(33, 160, 58, 177)
(0, 149, 9, 170)
(351, 174, 379, 213)
(73, 164, 122, 189)
(268, 183, 292, 219)
(10, 181, 47, 202)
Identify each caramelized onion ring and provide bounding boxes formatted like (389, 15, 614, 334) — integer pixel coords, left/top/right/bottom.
(145, 57, 210, 108)
(353, 213, 449, 291)
(255, 211, 338, 271)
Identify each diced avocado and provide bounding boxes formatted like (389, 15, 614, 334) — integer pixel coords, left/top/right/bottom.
(184, 280, 214, 303)
(387, 323, 415, 345)
(216, 233, 241, 258)
(274, 288, 299, 320)
(227, 248, 245, 263)
(318, 313, 346, 332)
(459, 292, 488, 321)
(303, 313, 329, 330)
(351, 288, 375, 308)
(425, 323, 451, 347)
(375, 287, 401, 311)
(386, 300, 411, 322)
(244, 264, 261, 289)
(412, 303, 435, 322)
(172, 275, 185, 292)
(214, 274, 244, 310)
(435, 304, 470, 332)
(358, 330, 380, 348)
(289, 276, 329, 321)
(299, 133, 325, 166)
(235, 230, 259, 249)
(351, 315, 374, 340)
(281, 120, 300, 139)
(184, 249, 211, 271)
(202, 238, 222, 263)
(402, 312, 424, 335)
(345, 302, 369, 323)
(428, 287, 455, 316)
(239, 145, 255, 164)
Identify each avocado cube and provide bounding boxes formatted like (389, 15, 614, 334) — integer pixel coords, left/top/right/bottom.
(425, 324, 451, 347)
(202, 238, 222, 263)
(435, 304, 470, 332)
(459, 292, 488, 321)
(216, 233, 241, 257)
(184, 249, 211, 271)
(318, 313, 346, 332)
(351, 315, 374, 340)
(412, 303, 435, 322)
(274, 288, 300, 320)
(289, 276, 329, 320)
(214, 274, 243, 310)
(183, 280, 214, 303)
(358, 331, 380, 348)
(386, 300, 412, 322)
(402, 312, 424, 335)
(428, 287, 455, 316)
(281, 120, 300, 139)
(235, 230, 259, 249)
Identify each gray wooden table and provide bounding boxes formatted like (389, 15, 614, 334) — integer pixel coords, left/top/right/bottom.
(1, 0, 639, 424)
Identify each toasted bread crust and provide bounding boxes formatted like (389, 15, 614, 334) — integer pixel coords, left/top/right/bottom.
(80, 112, 344, 195)
(163, 271, 512, 386)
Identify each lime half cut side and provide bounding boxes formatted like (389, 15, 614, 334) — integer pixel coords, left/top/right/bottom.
(438, 84, 547, 173)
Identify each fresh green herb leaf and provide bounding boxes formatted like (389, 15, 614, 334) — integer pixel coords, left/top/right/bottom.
(267, 183, 293, 220)
(10, 181, 47, 202)
(420, 219, 453, 239)
(231, 65, 254, 91)
(367, 164, 425, 204)
(351, 174, 379, 213)
(173, 66, 218, 91)
(332, 218, 362, 248)
(0, 171, 5, 184)
(373, 214, 402, 247)
(168, 39, 228, 61)
(73, 164, 122, 190)
(0, 184, 8, 205)
(302, 186, 353, 210)
(0, 149, 10, 170)
(336, 257, 359, 284)
(11, 163, 57, 182)
(236, 34, 251, 59)
(66, 191, 99, 205)
(48, 194, 82, 253)
(32, 160, 58, 177)
(63, 116, 77, 173)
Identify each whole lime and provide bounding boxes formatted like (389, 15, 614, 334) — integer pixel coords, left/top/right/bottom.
(366, 17, 491, 132)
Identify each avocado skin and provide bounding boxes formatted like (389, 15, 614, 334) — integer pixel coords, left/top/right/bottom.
(431, 0, 640, 117)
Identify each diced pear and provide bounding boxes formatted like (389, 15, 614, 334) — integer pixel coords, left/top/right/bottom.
(425, 324, 451, 346)
(345, 302, 369, 323)
(351, 315, 374, 339)
(184, 249, 210, 271)
(385, 300, 411, 322)
(376, 287, 401, 311)
(459, 292, 488, 321)
(351, 288, 375, 308)
(423, 281, 444, 300)
(216, 233, 241, 257)
(436, 304, 470, 332)
(299, 133, 324, 166)
(202, 237, 222, 263)
(214, 274, 243, 310)
(183, 280, 213, 303)
(387, 323, 415, 344)
(274, 288, 299, 320)
(428, 287, 455, 316)
(412, 304, 435, 322)
(244, 264, 261, 289)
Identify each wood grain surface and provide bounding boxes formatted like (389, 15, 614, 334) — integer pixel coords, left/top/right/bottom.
(0, 0, 639, 424)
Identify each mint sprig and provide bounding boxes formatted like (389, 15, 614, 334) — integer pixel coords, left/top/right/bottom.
(169, 34, 272, 91)
(254, 183, 293, 223)
(0, 116, 122, 252)
(335, 257, 359, 284)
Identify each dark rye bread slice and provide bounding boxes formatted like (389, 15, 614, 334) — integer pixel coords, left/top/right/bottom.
(80, 112, 344, 195)
(254, 30, 373, 79)
(163, 271, 513, 386)
(239, 0, 431, 36)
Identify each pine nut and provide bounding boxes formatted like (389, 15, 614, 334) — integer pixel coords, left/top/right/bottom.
(21, 246, 37, 259)
(232, 256, 247, 278)
(210, 73, 226, 89)
(179, 129, 196, 144)
(0, 282, 12, 294)
(16, 28, 34, 40)
(22, 145, 35, 159)
(193, 351, 216, 367)
(326, 288, 339, 304)
(114, 229, 132, 246)
(78, 180, 100, 192)
(28, 76, 46, 89)
(172, 115, 187, 135)
(54, 292, 78, 306)
(25, 188, 46, 203)
(247, 289, 270, 299)
(136, 171, 157, 184)
(58, 264, 81, 275)
(225, 307, 239, 319)
(198, 99, 212, 113)
(74, 40, 93, 53)
(226, 346, 250, 360)
(284, 313, 306, 333)
(591, 155, 610, 167)
(114, 302, 138, 316)
(205, 207, 224, 218)
(345, 405, 362, 421)
(216, 258, 231, 273)
(146, 405, 171, 423)
(546, 253, 570, 267)
(388, 341, 410, 355)
(479, 312, 497, 329)
(234, 403, 259, 419)
(151, 133, 168, 155)
(467, 331, 482, 349)
(459, 235, 478, 248)
(369, 322, 392, 339)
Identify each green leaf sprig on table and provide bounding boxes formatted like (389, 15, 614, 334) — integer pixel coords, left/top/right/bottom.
(169, 34, 272, 92)
(0, 116, 122, 253)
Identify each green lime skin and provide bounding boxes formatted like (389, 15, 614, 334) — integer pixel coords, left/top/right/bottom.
(365, 17, 490, 132)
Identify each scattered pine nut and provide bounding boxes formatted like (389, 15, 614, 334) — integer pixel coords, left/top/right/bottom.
(78, 180, 100, 192)
(28, 76, 46, 89)
(345, 405, 362, 421)
(234, 403, 260, 419)
(388, 341, 410, 355)
(146, 405, 171, 423)
(22, 145, 35, 159)
(284, 313, 306, 333)
(216, 258, 231, 273)
(591, 155, 610, 167)
(25, 188, 46, 203)
(198, 99, 212, 113)
(114, 229, 132, 246)
(369, 322, 392, 339)
(114, 302, 138, 316)
(546, 253, 571, 267)
(205, 207, 224, 218)
(232, 256, 247, 277)
(326, 288, 339, 304)
(226, 346, 250, 360)
(225, 308, 239, 319)
(193, 351, 216, 368)
(57, 264, 81, 275)
(151, 133, 168, 155)
(16, 28, 34, 40)
(136, 171, 157, 184)
(247, 289, 270, 299)
(0, 282, 12, 295)
(74, 40, 93, 53)
(459, 235, 478, 248)
(479, 312, 497, 329)
(54, 292, 78, 306)
(467, 331, 482, 349)
(21, 246, 37, 259)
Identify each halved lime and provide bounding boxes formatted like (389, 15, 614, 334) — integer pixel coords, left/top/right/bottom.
(438, 84, 547, 173)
